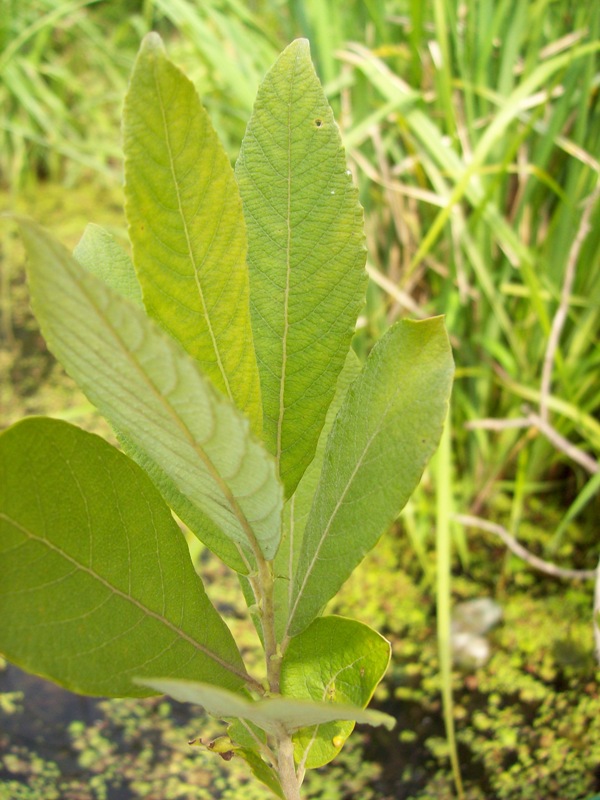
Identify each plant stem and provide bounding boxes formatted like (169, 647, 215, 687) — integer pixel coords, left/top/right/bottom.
(257, 557, 281, 693)
(255, 557, 302, 797)
(276, 727, 302, 800)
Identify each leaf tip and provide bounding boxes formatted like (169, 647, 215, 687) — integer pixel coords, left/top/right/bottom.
(141, 31, 165, 56)
(285, 38, 311, 58)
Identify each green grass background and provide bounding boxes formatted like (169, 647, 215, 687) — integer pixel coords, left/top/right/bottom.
(1, 1, 599, 798)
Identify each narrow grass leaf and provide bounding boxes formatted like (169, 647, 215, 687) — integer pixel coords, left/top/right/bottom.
(236, 39, 367, 497)
(0, 418, 248, 697)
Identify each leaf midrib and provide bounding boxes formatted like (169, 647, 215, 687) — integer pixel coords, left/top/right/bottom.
(1, 512, 251, 684)
(275, 47, 299, 469)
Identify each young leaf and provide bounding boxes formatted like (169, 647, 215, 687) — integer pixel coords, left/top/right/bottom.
(236, 38, 367, 497)
(235, 747, 284, 799)
(137, 678, 395, 734)
(124, 33, 262, 434)
(287, 318, 454, 637)
(273, 350, 362, 641)
(15, 217, 283, 565)
(73, 223, 142, 305)
(280, 616, 392, 769)
(0, 417, 249, 697)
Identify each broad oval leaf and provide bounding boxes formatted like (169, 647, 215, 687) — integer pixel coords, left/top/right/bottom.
(124, 33, 262, 434)
(15, 218, 283, 565)
(0, 417, 249, 697)
(287, 318, 454, 637)
(236, 38, 367, 497)
(280, 615, 392, 769)
(138, 677, 395, 734)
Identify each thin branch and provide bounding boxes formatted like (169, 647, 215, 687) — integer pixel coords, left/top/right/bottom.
(540, 185, 600, 422)
(453, 514, 597, 581)
(526, 411, 599, 474)
(465, 410, 599, 475)
(465, 417, 531, 432)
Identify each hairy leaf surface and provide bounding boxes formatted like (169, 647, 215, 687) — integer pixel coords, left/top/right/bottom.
(236, 38, 367, 497)
(17, 218, 283, 564)
(138, 678, 395, 733)
(280, 616, 391, 768)
(124, 33, 262, 433)
(0, 418, 247, 696)
(287, 318, 454, 637)
(74, 223, 142, 305)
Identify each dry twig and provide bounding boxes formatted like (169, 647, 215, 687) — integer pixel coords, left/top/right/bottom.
(454, 514, 597, 581)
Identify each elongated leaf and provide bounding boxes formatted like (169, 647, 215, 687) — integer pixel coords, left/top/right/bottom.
(73, 223, 142, 306)
(73, 224, 246, 572)
(280, 616, 391, 768)
(236, 38, 367, 497)
(138, 678, 395, 734)
(15, 218, 283, 565)
(124, 33, 262, 434)
(287, 318, 454, 637)
(0, 417, 248, 697)
(273, 350, 362, 640)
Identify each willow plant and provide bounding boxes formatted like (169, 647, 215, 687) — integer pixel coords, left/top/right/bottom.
(0, 35, 453, 799)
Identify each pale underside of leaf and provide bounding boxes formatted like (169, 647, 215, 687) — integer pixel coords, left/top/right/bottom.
(16, 218, 282, 564)
(73, 223, 142, 305)
(73, 223, 251, 573)
(0, 417, 248, 697)
(124, 32, 262, 434)
(236, 38, 367, 497)
(137, 678, 395, 734)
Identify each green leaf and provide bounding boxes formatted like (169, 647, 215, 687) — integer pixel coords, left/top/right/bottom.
(115, 434, 250, 574)
(286, 318, 454, 637)
(0, 417, 248, 697)
(15, 217, 283, 566)
(73, 224, 246, 572)
(235, 747, 284, 799)
(236, 38, 367, 497)
(273, 350, 362, 641)
(138, 678, 395, 734)
(280, 616, 392, 769)
(124, 33, 262, 434)
(73, 223, 142, 306)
